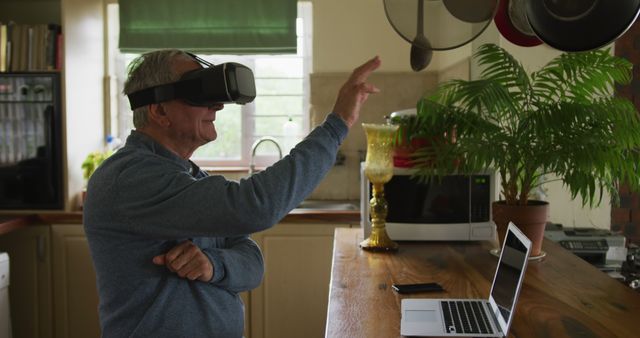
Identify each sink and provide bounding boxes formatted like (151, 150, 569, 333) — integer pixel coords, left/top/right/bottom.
(295, 200, 359, 211)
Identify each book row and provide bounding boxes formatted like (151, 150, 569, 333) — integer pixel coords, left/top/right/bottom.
(0, 22, 63, 72)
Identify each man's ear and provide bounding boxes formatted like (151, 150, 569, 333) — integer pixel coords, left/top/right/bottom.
(148, 103, 170, 128)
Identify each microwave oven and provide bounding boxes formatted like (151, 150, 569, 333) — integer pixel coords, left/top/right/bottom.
(360, 164, 497, 241)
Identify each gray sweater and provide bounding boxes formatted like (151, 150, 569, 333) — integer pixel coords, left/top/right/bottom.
(84, 113, 348, 338)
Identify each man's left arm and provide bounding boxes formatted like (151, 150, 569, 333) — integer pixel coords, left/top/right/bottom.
(153, 236, 264, 293)
(201, 236, 264, 292)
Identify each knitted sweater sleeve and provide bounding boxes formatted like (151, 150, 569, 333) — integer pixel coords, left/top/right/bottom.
(103, 113, 348, 238)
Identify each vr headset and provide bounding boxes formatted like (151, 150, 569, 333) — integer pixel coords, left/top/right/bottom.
(127, 53, 256, 110)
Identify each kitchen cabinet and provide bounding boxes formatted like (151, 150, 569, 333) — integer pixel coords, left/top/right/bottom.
(248, 222, 351, 338)
(0, 225, 53, 338)
(0, 218, 351, 338)
(50, 224, 100, 338)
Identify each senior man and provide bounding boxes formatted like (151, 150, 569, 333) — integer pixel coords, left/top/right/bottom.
(84, 49, 381, 337)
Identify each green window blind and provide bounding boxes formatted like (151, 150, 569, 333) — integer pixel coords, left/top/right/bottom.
(119, 0, 297, 54)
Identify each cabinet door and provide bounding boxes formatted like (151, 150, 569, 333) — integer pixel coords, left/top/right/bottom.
(51, 225, 100, 338)
(0, 225, 53, 338)
(250, 223, 349, 338)
(240, 291, 250, 337)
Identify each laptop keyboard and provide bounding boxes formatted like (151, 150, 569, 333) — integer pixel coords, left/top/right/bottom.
(441, 300, 495, 335)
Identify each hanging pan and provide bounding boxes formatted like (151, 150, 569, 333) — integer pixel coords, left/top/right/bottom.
(525, 0, 640, 52)
(494, 0, 542, 47)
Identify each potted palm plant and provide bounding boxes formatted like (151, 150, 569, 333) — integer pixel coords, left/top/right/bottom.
(412, 43, 640, 256)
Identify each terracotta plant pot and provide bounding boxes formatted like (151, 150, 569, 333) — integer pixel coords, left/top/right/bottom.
(492, 200, 548, 256)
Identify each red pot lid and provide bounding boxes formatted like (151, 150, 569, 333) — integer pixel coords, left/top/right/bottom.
(494, 0, 543, 47)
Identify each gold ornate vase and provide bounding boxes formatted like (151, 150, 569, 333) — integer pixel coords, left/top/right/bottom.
(360, 123, 399, 252)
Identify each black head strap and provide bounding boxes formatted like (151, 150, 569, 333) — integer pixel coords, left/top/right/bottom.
(127, 52, 210, 110)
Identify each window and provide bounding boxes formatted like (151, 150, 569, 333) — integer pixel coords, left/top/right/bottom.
(106, 2, 312, 168)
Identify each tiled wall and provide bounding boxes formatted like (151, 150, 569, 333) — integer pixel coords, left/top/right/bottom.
(612, 21, 640, 244)
(306, 60, 470, 200)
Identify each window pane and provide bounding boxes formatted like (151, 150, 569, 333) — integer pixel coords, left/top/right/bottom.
(256, 78, 303, 95)
(254, 116, 288, 137)
(255, 58, 302, 77)
(254, 116, 303, 154)
(192, 104, 242, 160)
(254, 96, 303, 117)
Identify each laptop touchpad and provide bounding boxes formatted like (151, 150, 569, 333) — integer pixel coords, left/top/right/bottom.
(405, 310, 438, 322)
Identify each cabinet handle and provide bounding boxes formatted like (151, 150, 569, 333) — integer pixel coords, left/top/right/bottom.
(37, 235, 46, 262)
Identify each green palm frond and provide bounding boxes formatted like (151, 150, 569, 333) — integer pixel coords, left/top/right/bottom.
(532, 48, 632, 102)
(476, 44, 529, 90)
(414, 43, 640, 206)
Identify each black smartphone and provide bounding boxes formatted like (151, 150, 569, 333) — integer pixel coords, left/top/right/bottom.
(392, 282, 445, 294)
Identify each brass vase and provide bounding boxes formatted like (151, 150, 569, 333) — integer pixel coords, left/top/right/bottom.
(360, 123, 399, 252)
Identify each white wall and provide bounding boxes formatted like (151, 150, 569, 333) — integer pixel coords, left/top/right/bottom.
(61, 0, 104, 210)
(312, 0, 471, 73)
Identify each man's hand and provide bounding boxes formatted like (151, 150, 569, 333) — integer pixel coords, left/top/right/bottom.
(332, 56, 382, 128)
(153, 240, 214, 282)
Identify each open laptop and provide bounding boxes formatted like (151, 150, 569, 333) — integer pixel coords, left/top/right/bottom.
(400, 222, 532, 337)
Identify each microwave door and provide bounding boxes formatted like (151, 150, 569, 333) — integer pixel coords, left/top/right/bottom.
(361, 168, 495, 241)
(386, 175, 470, 224)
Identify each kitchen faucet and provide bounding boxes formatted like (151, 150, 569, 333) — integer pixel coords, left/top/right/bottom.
(249, 136, 283, 175)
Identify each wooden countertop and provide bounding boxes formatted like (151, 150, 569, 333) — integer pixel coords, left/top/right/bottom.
(326, 228, 640, 338)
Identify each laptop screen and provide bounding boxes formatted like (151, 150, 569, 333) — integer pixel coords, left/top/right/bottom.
(490, 229, 529, 323)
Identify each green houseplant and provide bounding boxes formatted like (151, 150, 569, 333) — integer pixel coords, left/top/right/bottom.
(81, 151, 112, 182)
(413, 43, 640, 255)
(80, 150, 112, 208)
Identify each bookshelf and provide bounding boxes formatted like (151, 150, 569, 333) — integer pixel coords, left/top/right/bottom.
(0, 23, 62, 72)
(0, 0, 62, 72)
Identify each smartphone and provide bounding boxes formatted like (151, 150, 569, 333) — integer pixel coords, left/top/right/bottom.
(392, 282, 445, 294)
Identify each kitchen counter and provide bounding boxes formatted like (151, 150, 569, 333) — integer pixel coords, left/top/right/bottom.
(0, 214, 40, 235)
(326, 228, 640, 338)
(0, 204, 360, 230)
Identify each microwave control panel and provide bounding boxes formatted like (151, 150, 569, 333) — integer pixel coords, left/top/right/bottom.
(470, 175, 491, 222)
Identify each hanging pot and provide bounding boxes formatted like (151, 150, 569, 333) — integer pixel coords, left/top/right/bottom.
(494, 0, 543, 47)
(525, 0, 640, 51)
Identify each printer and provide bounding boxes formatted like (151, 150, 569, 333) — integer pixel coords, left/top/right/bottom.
(544, 223, 627, 271)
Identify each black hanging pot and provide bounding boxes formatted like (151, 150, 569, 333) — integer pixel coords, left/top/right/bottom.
(525, 0, 640, 52)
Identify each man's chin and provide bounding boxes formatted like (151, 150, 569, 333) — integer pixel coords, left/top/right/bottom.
(201, 126, 217, 143)
(205, 133, 217, 144)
